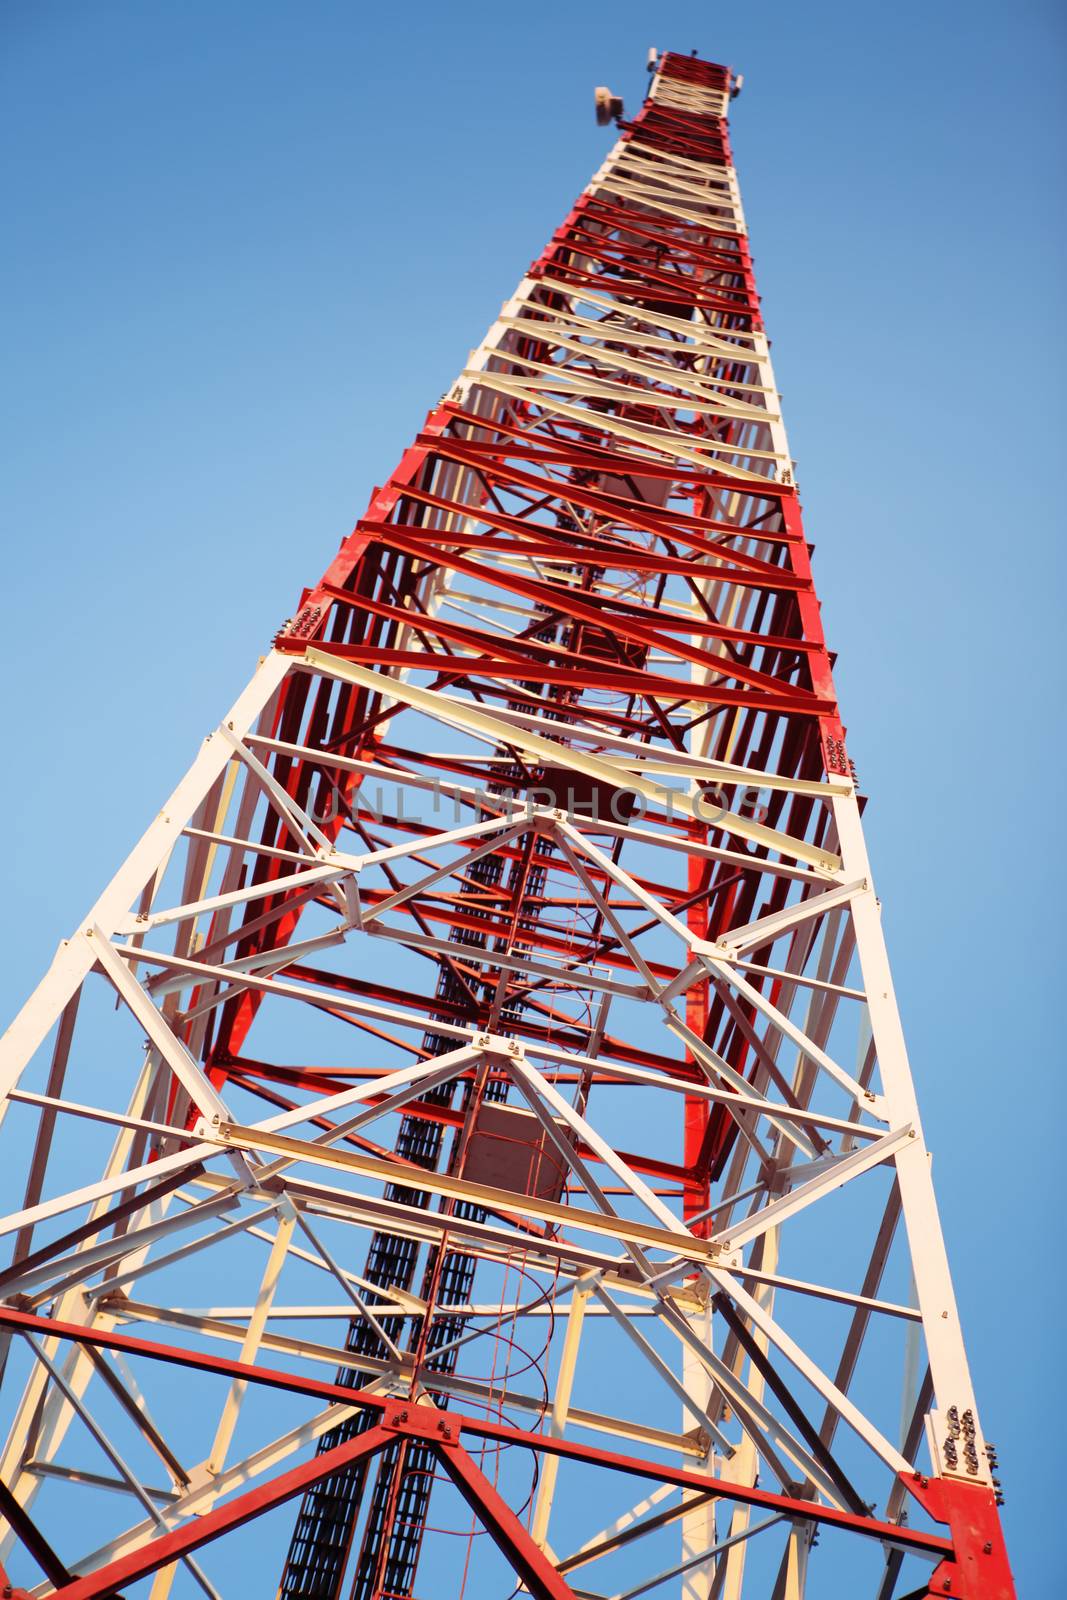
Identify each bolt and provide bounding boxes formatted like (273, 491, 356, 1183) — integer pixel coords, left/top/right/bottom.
(983, 1542, 993, 1555)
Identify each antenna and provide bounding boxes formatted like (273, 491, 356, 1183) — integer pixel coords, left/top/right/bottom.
(594, 84, 624, 125)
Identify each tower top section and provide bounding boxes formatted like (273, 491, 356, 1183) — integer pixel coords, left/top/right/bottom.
(649, 51, 739, 118)
(598, 51, 741, 132)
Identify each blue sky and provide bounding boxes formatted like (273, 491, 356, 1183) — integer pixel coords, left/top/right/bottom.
(1, 1, 1063, 1592)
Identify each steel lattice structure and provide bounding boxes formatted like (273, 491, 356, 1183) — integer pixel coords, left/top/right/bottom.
(0, 48, 1015, 1600)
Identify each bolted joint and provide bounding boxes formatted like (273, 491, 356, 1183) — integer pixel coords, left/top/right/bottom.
(382, 1401, 456, 1444)
(472, 1030, 518, 1058)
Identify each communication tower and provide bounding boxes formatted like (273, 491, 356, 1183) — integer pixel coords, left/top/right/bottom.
(0, 48, 1014, 1600)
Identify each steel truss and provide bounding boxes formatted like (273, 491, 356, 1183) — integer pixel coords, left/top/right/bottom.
(0, 48, 1013, 1600)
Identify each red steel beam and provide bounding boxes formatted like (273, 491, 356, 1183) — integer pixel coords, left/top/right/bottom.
(0, 1308, 955, 1567)
(435, 1438, 578, 1600)
(38, 1426, 396, 1600)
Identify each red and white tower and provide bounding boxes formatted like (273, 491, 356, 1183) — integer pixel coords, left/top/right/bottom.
(0, 49, 1014, 1600)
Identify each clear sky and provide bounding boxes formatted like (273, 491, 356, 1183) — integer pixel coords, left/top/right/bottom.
(2, 1, 1063, 1593)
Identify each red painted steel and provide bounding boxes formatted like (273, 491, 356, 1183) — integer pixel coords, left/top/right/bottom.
(39, 1429, 397, 1600)
(0, 1309, 957, 1565)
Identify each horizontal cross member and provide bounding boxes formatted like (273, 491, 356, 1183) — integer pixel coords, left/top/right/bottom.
(0, 1306, 955, 1564)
